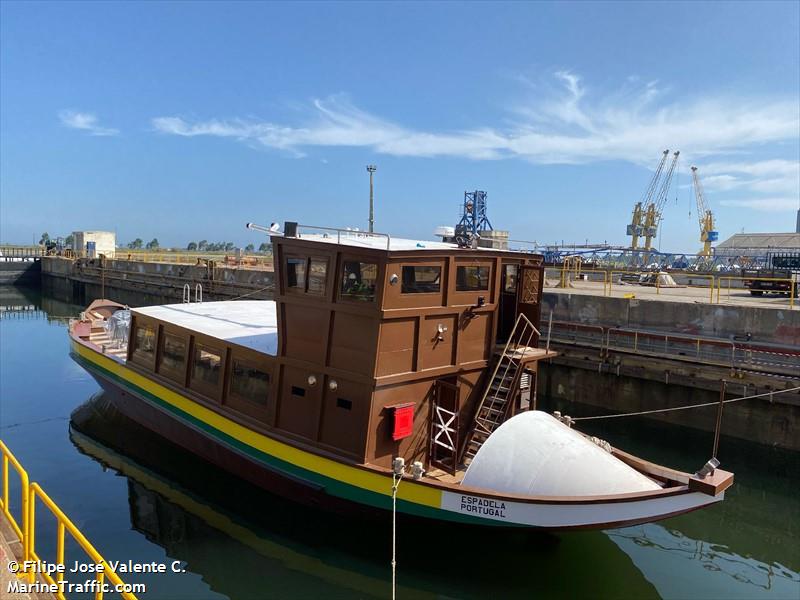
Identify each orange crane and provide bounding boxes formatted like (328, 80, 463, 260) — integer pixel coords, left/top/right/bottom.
(691, 166, 718, 257)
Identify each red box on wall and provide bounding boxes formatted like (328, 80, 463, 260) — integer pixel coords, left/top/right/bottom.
(389, 403, 415, 441)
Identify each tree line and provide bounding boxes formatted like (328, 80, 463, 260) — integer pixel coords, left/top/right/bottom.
(184, 240, 271, 253)
(38, 232, 270, 254)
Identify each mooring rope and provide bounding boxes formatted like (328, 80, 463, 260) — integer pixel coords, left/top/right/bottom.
(571, 386, 800, 421)
(391, 469, 402, 600)
(227, 285, 273, 301)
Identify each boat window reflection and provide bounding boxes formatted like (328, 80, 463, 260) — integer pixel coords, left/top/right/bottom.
(401, 265, 441, 293)
(286, 258, 306, 291)
(192, 344, 222, 388)
(456, 266, 490, 291)
(307, 258, 327, 295)
(132, 323, 156, 363)
(341, 261, 377, 301)
(159, 332, 186, 378)
(230, 360, 269, 406)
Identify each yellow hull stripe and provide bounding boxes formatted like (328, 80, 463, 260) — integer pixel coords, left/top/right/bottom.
(73, 341, 442, 509)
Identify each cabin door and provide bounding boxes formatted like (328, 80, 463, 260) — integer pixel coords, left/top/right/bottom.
(496, 263, 518, 344)
(516, 265, 543, 346)
(429, 379, 460, 475)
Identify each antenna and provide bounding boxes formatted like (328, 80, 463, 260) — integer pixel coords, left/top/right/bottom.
(366, 165, 377, 233)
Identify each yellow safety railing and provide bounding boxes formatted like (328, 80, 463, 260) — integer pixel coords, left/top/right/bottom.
(0, 440, 138, 599)
(568, 269, 609, 295)
(122, 250, 272, 266)
(0, 440, 29, 560)
(654, 273, 716, 302)
(606, 271, 716, 303)
(716, 276, 796, 308)
(547, 266, 609, 295)
(608, 270, 640, 298)
(680, 274, 716, 304)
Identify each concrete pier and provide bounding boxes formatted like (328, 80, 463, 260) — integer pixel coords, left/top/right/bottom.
(41, 256, 274, 305)
(24, 256, 800, 451)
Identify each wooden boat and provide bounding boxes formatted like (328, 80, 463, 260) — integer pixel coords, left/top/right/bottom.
(68, 224, 733, 530)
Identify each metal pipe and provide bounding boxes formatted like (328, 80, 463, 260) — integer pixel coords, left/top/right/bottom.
(712, 380, 726, 459)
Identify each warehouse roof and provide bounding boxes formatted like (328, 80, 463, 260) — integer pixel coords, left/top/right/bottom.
(716, 233, 800, 250)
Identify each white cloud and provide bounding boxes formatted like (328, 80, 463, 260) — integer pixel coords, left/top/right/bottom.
(692, 159, 800, 211)
(150, 73, 799, 211)
(59, 110, 119, 136)
(719, 197, 799, 212)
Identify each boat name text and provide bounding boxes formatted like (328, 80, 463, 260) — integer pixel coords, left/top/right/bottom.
(460, 495, 507, 518)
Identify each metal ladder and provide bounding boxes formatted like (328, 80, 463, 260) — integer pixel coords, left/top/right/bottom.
(461, 313, 539, 464)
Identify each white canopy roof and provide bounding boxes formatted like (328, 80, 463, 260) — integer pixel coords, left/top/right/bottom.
(132, 300, 278, 355)
(463, 411, 661, 497)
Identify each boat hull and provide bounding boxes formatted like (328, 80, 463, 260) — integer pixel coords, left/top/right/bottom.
(70, 336, 726, 531)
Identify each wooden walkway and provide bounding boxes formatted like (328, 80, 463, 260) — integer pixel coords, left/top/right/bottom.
(0, 517, 54, 600)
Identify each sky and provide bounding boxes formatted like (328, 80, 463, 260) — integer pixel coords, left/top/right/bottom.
(1, 1, 798, 251)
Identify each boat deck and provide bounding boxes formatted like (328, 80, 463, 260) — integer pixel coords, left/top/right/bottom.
(426, 467, 466, 485)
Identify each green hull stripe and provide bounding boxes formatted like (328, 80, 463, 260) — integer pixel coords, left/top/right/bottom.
(73, 349, 510, 527)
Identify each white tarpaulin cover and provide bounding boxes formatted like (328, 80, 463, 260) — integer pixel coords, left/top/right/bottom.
(462, 411, 661, 496)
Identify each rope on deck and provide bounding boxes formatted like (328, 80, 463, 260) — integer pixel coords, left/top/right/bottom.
(571, 386, 800, 421)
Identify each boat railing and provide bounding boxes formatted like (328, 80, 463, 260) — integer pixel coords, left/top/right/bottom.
(246, 221, 392, 250)
(0, 440, 139, 599)
(295, 224, 392, 250)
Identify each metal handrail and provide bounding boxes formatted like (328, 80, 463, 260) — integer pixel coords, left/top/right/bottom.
(0, 440, 138, 598)
(297, 224, 392, 250)
(715, 275, 796, 308)
(29, 483, 137, 599)
(0, 440, 29, 562)
(471, 313, 538, 434)
(547, 321, 800, 376)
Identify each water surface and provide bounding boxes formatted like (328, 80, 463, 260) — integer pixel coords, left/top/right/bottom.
(1, 286, 797, 599)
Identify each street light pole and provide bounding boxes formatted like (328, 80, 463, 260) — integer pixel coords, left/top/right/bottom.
(366, 165, 376, 233)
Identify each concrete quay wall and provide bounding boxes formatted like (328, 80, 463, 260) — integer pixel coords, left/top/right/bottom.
(41, 257, 274, 306)
(0, 260, 41, 286)
(543, 292, 800, 346)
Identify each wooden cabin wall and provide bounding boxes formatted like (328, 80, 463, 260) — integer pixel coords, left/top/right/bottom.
(367, 254, 504, 467)
(270, 237, 545, 467)
(271, 238, 386, 462)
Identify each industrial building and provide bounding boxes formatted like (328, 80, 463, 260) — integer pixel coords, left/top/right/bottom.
(72, 230, 116, 258)
(714, 232, 800, 259)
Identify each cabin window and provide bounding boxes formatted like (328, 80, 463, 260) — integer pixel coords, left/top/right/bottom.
(341, 261, 377, 302)
(456, 266, 490, 291)
(192, 344, 223, 388)
(307, 258, 328, 295)
(336, 397, 353, 410)
(401, 265, 441, 294)
(159, 332, 186, 378)
(230, 360, 269, 406)
(291, 386, 306, 397)
(504, 264, 518, 292)
(286, 258, 306, 291)
(132, 323, 156, 362)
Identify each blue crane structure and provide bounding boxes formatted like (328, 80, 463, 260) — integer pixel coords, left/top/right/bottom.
(457, 190, 493, 237)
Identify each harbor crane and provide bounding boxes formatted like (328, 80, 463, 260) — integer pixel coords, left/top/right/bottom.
(627, 150, 670, 250)
(691, 166, 718, 257)
(642, 150, 680, 257)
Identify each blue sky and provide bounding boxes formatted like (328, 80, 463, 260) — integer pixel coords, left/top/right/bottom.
(1, 1, 798, 251)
